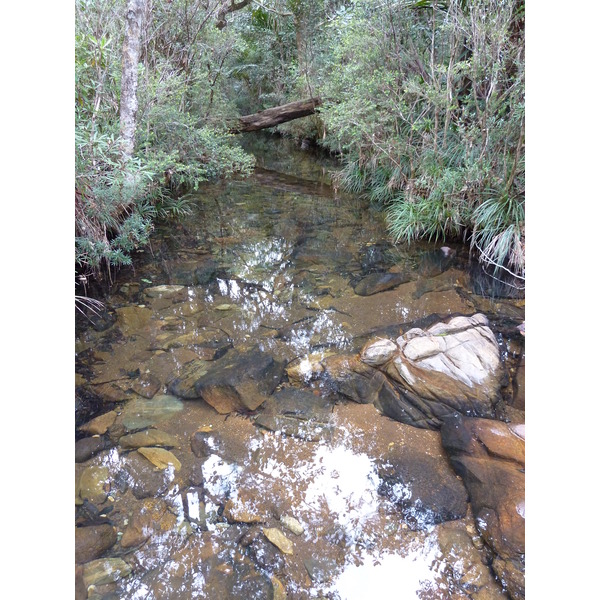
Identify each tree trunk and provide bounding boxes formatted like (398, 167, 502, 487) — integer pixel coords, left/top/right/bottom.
(119, 0, 144, 166)
(231, 97, 322, 133)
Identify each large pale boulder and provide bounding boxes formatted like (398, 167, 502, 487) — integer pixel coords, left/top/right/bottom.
(360, 314, 504, 428)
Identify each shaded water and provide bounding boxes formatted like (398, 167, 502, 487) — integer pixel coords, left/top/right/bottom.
(75, 135, 524, 599)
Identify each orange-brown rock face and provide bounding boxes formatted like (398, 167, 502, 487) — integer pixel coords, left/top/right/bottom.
(441, 415, 525, 600)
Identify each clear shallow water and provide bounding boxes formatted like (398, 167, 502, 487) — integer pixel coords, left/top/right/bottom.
(75, 134, 522, 599)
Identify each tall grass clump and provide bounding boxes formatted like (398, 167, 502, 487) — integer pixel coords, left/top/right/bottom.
(318, 0, 525, 277)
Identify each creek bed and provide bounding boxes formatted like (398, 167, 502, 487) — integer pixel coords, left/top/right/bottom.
(75, 135, 524, 599)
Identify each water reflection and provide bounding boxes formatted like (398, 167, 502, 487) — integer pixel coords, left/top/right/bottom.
(326, 543, 441, 600)
(76, 134, 520, 600)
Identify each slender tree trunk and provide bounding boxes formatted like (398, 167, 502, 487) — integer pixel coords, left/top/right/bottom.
(119, 0, 144, 166)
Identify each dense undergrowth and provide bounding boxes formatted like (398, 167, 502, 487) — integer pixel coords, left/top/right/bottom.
(75, 0, 255, 285)
(75, 0, 525, 288)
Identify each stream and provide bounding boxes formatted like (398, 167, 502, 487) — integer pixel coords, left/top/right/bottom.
(75, 134, 525, 599)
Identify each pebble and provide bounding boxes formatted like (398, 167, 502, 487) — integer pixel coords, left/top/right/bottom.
(137, 447, 182, 471)
(263, 527, 294, 555)
(215, 304, 233, 311)
(280, 515, 304, 536)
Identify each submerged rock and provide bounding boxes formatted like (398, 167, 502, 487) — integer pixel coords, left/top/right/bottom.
(441, 415, 525, 600)
(77, 466, 110, 504)
(75, 524, 118, 564)
(193, 348, 285, 414)
(280, 514, 304, 536)
(119, 429, 180, 450)
(263, 527, 294, 555)
(223, 493, 269, 524)
(167, 360, 210, 399)
(304, 556, 339, 583)
(435, 519, 508, 598)
(254, 388, 334, 441)
(116, 395, 184, 431)
(378, 447, 468, 526)
(143, 284, 186, 299)
(137, 447, 182, 471)
(75, 436, 110, 463)
(80, 411, 118, 436)
(190, 428, 223, 458)
(286, 352, 332, 383)
(353, 271, 412, 296)
(124, 452, 173, 500)
(271, 576, 287, 600)
(129, 373, 162, 399)
(121, 498, 176, 548)
(115, 305, 152, 334)
(82, 558, 132, 587)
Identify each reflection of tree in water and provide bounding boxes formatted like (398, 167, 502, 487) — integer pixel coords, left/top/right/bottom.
(469, 262, 525, 300)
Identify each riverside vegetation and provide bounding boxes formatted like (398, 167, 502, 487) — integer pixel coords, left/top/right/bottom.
(75, 0, 524, 292)
(74, 4, 526, 597)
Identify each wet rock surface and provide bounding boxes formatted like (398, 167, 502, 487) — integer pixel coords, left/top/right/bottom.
(441, 415, 525, 600)
(74, 138, 524, 599)
(123, 451, 174, 500)
(254, 387, 335, 441)
(353, 271, 413, 296)
(115, 394, 184, 431)
(353, 313, 505, 429)
(75, 436, 111, 463)
(75, 524, 118, 563)
(193, 347, 286, 413)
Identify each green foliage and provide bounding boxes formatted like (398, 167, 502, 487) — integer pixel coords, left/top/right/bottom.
(74, 0, 525, 280)
(471, 192, 525, 276)
(315, 0, 525, 276)
(75, 0, 256, 277)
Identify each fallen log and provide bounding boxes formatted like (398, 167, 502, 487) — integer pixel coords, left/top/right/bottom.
(230, 97, 322, 133)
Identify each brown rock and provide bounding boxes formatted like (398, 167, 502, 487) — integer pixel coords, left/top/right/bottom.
(436, 520, 507, 598)
(193, 348, 285, 414)
(121, 499, 176, 548)
(441, 414, 525, 600)
(263, 527, 294, 555)
(75, 565, 86, 600)
(75, 524, 118, 563)
(286, 353, 328, 383)
(130, 373, 162, 398)
(137, 447, 182, 471)
(80, 411, 118, 435)
(124, 452, 173, 499)
(82, 558, 132, 587)
(354, 271, 413, 296)
(119, 429, 180, 450)
(223, 497, 266, 524)
(321, 354, 386, 404)
(75, 436, 110, 463)
(77, 466, 110, 504)
(115, 305, 152, 334)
